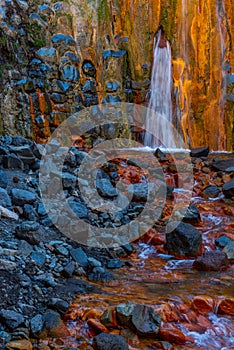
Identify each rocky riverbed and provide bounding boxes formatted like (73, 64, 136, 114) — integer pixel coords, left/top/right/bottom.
(0, 135, 233, 349)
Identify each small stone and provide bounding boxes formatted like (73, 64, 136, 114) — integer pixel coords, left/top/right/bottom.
(31, 252, 46, 266)
(62, 261, 76, 278)
(0, 310, 24, 330)
(11, 189, 37, 206)
(50, 298, 69, 314)
(41, 310, 70, 338)
(6, 339, 32, 350)
(212, 158, 234, 172)
(0, 259, 17, 271)
(70, 248, 88, 267)
(3, 154, 24, 169)
(0, 170, 8, 188)
(193, 251, 228, 271)
(223, 242, 234, 261)
(203, 185, 220, 198)
(93, 333, 128, 350)
(215, 235, 232, 248)
(30, 314, 44, 336)
(159, 326, 187, 345)
(82, 61, 96, 77)
(101, 309, 117, 328)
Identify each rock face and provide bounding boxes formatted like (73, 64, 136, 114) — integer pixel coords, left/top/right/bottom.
(0, 0, 233, 151)
(166, 222, 202, 257)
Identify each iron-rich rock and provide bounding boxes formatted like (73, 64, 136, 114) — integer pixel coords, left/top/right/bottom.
(5, 339, 32, 350)
(41, 310, 70, 338)
(166, 222, 202, 257)
(222, 179, 234, 198)
(190, 147, 209, 158)
(116, 302, 161, 337)
(0, 310, 24, 330)
(193, 251, 228, 270)
(93, 333, 128, 350)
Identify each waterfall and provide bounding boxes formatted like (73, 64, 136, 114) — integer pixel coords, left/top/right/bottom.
(144, 29, 176, 149)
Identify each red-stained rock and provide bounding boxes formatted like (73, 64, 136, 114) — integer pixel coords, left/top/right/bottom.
(159, 326, 187, 344)
(192, 296, 214, 314)
(87, 319, 109, 334)
(217, 298, 234, 315)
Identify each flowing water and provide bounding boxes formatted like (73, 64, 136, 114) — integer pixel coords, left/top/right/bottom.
(54, 150, 234, 350)
(144, 30, 176, 149)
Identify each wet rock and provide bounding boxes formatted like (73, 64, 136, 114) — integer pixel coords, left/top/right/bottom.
(101, 309, 117, 328)
(212, 158, 234, 172)
(166, 222, 202, 257)
(87, 319, 108, 334)
(11, 189, 37, 206)
(82, 61, 96, 77)
(6, 339, 32, 350)
(107, 259, 124, 269)
(0, 170, 8, 188)
(222, 178, 234, 198)
(49, 298, 69, 314)
(223, 242, 234, 261)
(159, 326, 186, 345)
(154, 148, 168, 162)
(41, 310, 70, 338)
(215, 235, 232, 248)
(192, 296, 214, 313)
(88, 267, 115, 283)
(0, 188, 12, 207)
(128, 183, 156, 202)
(93, 332, 129, 350)
(116, 302, 161, 336)
(0, 310, 24, 330)
(193, 251, 228, 271)
(3, 154, 24, 169)
(203, 185, 221, 198)
(173, 204, 201, 223)
(218, 298, 234, 315)
(190, 147, 209, 158)
(70, 247, 88, 267)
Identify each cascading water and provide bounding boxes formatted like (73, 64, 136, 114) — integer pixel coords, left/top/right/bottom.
(144, 29, 176, 149)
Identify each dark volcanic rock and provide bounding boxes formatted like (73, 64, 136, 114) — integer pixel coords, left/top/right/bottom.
(116, 302, 161, 337)
(96, 174, 118, 199)
(166, 222, 202, 257)
(222, 179, 234, 198)
(0, 310, 24, 330)
(190, 147, 209, 158)
(93, 332, 129, 350)
(174, 204, 201, 223)
(223, 242, 234, 261)
(203, 185, 221, 198)
(3, 154, 24, 169)
(15, 221, 42, 245)
(0, 170, 8, 188)
(215, 236, 232, 248)
(193, 251, 228, 271)
(212, 158, 234, 172)
(41, 310, 70, 338)
(70, 247, 88, 267)
(11, 188, 37, 206)
(88, 267, 115, 283)
(30, 314, 44, 336)
(0, 188, 12, 207)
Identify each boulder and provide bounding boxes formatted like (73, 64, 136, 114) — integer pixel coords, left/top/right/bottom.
(166, 222, 202, 257)
(193, 251, 228, 271)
